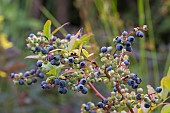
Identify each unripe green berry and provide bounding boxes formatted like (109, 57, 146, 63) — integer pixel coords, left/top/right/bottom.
(137, 88, 143, 94)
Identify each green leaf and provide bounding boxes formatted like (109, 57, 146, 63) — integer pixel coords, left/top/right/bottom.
(43, 20, 51, 38)
(161, 104, 170, 113)
(82, 49, 89, 57)
(87, 53, 94, 58)
(46, 68, 56, 75)
(68, 28, 82, 51)
(161, 67, 170, 91)
(46, 64, 64, 77)
(42, 62, 55, 71)
(160, 86, 169, 100)
(56, 65, 64, 77)
(72, 32, 93, 50)
(51, 22, 69, 35)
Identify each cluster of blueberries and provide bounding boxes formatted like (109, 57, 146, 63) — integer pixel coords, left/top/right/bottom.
(127, 73, 142, 89)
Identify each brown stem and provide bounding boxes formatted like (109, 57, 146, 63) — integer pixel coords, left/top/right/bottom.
(88, 82, 105, 100)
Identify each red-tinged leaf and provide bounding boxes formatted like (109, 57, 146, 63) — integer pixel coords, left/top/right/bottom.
(43, 20, 51, 38)
(25, 55, 39, 59)
(51, 22, 69, 35)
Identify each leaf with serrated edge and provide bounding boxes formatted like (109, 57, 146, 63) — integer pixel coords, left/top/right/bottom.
(161, 104, 170, 113)
(52, 22, 69, 35)
(25, 55, 39, 59)
(68, 28, 83, 51)
(82, 49, 89, 57)
(43, 20, 51, 38)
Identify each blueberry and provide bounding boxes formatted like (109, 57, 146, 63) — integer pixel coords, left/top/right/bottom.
(38, 72, 44, 78)
(125, 41, 131, 47)
(136, 78, 142, 84)
(59, 80, 66, 87)
(51, 59, 57, 65)
(36, 46, 42, 52)
(58, 87, 64, 94)
(127, 79, 134, 86)
(130, 73, 138, 80)
(136, 94, 141, 100)
(136, 30, 144, 37)
(106, 66, 112, 72)
(41, 48, 48, 54)
(100, 46, 107, 53)
(48, 54, 54, 61)
(115, 37, 122, 43)
(10, 73, 15, 78)
(54, 55, 60, 61)
(156, 87, 162, 93)
(68, 57, 74, 63)
(32, 77, 38, 83)
(77, 84, 84, 91)
(124, 60, 130, 66)
(144, 103, 150, 108)
(29, 33, 35, 37)
(66, 34, 72, 40)
(81, 87, 88, 94)
(132, 83, 138, 89)
(122, 31, 128, 36)
(30, 69, 36, 75)
(102, 98, 108, 104)
(41, 81, 46, 86)
(23, 72, 30, 77)
(113, 87, 117, 92)
(54, 79, 60, 85)
(18, 79, 24, 85)
(42, 84, 48, 89)
(48, 46, 54, 51)
(35, 69, 40, 75)
(126, 46, 133, 52)
(87, 101, 93, 105)
(84, 105, 90, 111)
(36, 61, 42, 67)
(62, 87, 68, 94)
(89, 110, 96, 113)
(80, 78, 87, 85)
(116, 44, 123, 51)
(127, 36, 135, 42)
(114, 54, 118, 58)
(97, 102, 104, 108)
(80, 61, 86, 68)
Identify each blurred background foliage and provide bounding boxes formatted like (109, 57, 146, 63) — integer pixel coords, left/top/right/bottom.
(0, 0, 169, 113)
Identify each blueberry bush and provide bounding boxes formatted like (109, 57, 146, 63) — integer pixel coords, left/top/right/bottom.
(10, 20, 170, 113)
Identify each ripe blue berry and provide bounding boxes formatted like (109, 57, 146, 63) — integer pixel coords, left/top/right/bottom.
(100, 46, 107, 53)
(10, 73, 15, 78)
(114, 54, 118, 58)
(18, 79, 24, 85)
(66, 34, 72, 40)
(80, 61, 86, 68)
(29, 33, 35, 37)
(54, 79, 60, 85)
(81, 87, 88, 94)
(58, 87, 65, 94)
(62, 87, 68, 94)
(48, 46, 54, 51)
(102, 98, 108, 104)
(132, 83, 138, 89)
(113, 87, 117, 92)
(23, 72, 30, 77)
(84, 105, 90, 111)
(51, 59, 57, 65)
(36, 61, 42, 67)
(54, 55, 60, 61)
(125, 41, 131, 47)
(89, 110, 95, 113)
(136, 30, 144, 37)
(41, 81, 46, 86)
(136, 94, 141, 100)
(30, 69, 36, 75)
(106, 66, 112, 72)
(68, 57, 74, 63)
(77, 84, 84, 91)
(127, 36, 135, 42)
(126, 46, 132, 52)
(80, 78, 87, 85)
(36, 46, 42, 52)
(127, 79, 134, 86)
(52, 36, 57, 41)
(32, 77, 38, 83)
(122, 31, 128, 36)
(116, 44, 123, 51)
(115, 37, 122, 43)
(41, 48, 48, 54)
(156, 87, 162, 93)
(130, 73, 138, 80)
(38, 72, 44, 78)
(97, 102, 104, 108)
(136, 78, 142, 84)
(144, 103, 150, 108)
(59, 80, 66, 87)
(42, 84, 48, 89)
(124, 60, 130, 66)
